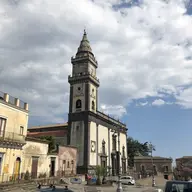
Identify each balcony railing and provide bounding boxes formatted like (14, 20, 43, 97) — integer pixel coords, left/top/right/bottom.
(97, 111, 126, 128)
(0, 130, 26, 143)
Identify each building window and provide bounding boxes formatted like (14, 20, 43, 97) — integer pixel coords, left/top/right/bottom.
(92, 101, 95, 110)
(122, 146, 125, 157)
(102, 139, 106, 154)
(76, 99, 82, 109)
(63, 160, 66, 164)
(20, 126, 24, 135)
(164, 165, 168, 172)
(122, 161, 126, 175)
(0, 153, 4, 174)
(141, 165, 145, 174)
(112, 134, 117, 151)
(101, 160, 106, 168)
(153, 165, 157, 175)
(67, 161, 70, 168)
(0, 117, 6, 137)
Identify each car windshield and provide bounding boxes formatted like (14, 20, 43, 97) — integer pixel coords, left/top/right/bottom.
(166, 182, 192, 192)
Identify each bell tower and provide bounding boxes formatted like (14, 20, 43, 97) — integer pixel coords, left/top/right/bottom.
(67, 30, 99, 173)
(68, 30, 99, 113)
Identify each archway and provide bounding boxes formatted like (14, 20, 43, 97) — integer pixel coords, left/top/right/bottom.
(14, 157, 21, 180)
(140, 164, 146, 178)
(153, 165, 157, 175)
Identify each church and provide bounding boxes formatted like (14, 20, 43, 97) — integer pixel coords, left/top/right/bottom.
(67, 30, 128, 174)
(28, 31, 128, 175)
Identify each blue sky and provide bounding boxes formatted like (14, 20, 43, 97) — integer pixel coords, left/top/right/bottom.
(124, 101, 192, 160)
(0, 0, 192, 161)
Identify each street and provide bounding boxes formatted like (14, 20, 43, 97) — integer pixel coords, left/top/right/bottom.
(1, 184, 163, 192)
(36, 184, 162, 192)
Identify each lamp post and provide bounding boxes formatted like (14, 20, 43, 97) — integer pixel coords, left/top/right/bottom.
(149, 142, 156, 187)
(111, 129, 123, 192)
(116, 131, 123, 192)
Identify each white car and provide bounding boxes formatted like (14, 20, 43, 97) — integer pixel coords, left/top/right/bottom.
(121, 176, 135, 185)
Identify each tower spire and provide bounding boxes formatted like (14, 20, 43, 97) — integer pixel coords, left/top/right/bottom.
(76, 29, 93, 56)
(84, 28, 86, 35)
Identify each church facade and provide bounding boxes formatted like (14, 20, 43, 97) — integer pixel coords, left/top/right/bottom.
(67, 30, 128, 174)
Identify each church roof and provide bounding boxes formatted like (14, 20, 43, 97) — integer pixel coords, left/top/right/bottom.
(27, 130, 67, 137)
(76, 30, 93, 56)
(28, 123, 68, 130)
(135, 156, 172, 160)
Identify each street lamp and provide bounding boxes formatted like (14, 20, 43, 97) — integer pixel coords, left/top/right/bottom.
(149, 142, 156, 187)
(111, 129, 123, 192)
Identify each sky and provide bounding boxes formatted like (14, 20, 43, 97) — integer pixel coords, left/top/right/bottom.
(0, 0, 192, 160)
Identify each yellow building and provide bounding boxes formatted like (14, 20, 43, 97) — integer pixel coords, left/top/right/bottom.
(0, 91, 29, 182)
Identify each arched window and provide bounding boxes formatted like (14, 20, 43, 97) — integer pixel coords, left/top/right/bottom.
(112, 134, 117, 151)
(141, 165, 145, 172)
(153, 165, 157, 175)
(164, 165, 168, 172)
(92, 101, 95, 110)
(102, 139, 106, 154)
(76, 99, 81, 109)
(122, 146, 125, 157)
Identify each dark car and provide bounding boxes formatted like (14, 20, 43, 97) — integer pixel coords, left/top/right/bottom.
(165, 181, 192, 192)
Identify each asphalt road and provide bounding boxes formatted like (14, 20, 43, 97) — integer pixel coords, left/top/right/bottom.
(2, 183, 164, 192)
(37, 184, 162, 192)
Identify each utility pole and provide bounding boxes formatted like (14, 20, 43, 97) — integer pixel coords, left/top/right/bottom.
(149, 142, 156, 187)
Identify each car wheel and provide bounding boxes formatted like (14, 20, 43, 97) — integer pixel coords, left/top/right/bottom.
(128, 182, 131, 185)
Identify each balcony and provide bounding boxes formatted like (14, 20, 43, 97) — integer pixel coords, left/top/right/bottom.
(68, 72, 100, 86)
(0, 130, 26, 144)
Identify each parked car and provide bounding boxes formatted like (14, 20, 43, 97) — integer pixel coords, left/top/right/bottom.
(165, 180, 192, 192)
(121, 176, 135, 185)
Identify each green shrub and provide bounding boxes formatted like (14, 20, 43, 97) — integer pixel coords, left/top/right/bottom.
(24, 171, 30, 180)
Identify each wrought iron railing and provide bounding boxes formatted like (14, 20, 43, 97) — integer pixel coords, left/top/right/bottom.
(0, 130, 25, 143)
(97, 111, 126, 127)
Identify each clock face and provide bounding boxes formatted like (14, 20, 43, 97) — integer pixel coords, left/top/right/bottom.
(91, 141, 96, 153)
(76, 84, 83, 93)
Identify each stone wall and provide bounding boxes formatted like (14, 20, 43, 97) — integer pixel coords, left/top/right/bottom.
(134, 156, 172, 176)
(22, 139, 50, 177)
(58, 145, 77, 176)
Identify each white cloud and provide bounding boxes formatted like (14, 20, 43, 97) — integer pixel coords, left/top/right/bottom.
(100, 104, 127, 118)
(0, 0, 191, 125)
(176, 87, 192, 108)
(136, 101, 148, 106)
(152, 99, 165, 106)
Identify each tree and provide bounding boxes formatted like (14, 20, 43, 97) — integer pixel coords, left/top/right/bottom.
(95, 165, 107, 185)
(40, 136, 56, 153)
(127, 137, 150, 167)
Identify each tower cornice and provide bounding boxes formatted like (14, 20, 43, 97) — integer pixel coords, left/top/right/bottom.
(71, 54, 98, 68)
(68, 72, 100, 87)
